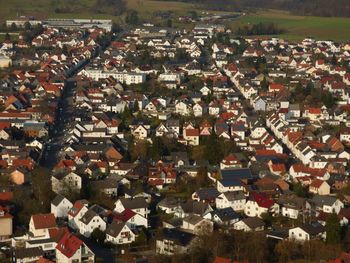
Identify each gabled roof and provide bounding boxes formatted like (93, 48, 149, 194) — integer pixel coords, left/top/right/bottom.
(113, 208, 137, 222)
(160, 228, 195, 246)
(56, 233, 83, 259)
(251, 192, 274, 209)
(106, 221, 129, 238)
(31, 213, 56, 230)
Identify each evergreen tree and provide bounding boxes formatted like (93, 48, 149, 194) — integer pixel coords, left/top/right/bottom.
(326, 213, 341, 244)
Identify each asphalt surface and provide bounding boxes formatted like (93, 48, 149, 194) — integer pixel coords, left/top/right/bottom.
(40, 78, 77, 168)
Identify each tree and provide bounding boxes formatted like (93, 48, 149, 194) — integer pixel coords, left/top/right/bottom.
(125, 10, 139, 25)
(91, 228, 106, 245)
(4, 33, 10, 41)
(196, 166, 211, 188)
(31, 166, 54, 210)
(326, 213, 341, 244)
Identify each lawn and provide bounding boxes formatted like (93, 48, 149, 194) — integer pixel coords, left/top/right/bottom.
(228, 10, 350, 42)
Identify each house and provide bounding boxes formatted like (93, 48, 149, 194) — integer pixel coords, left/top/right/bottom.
(311, 196, 344, 214)
(23, 122, 48, 138)
(233, 217, 265, 232)
(244, 192, 279, 218)
(51, 195, 73, 219)
(175, 200, 213, 218)
(288, 223, 326, 241)
(183, 128, 200, 146)
(51, 172, 82, 194)
(9, 167, 29, 185)
(131, 125, 149, 140)
(192, 188, 220, 204)
(67, 200, 89, 230)
(220, 154, 242, 169)
(105, 221, 136, 245)
(90, 178, 119, 197)
(13, 247, 43, 263)
(277, 194, 311, 219)
(29, 213, 57, 238)
(114, 197, 149, 218)
(55, 232, 95, 263)
(182, 214, 214, 234)
(113, 208, 148, 229)
(215, 191, 246, 211)
(216, 168, 254, 193)
(0, 207, 12, 240)
(309, 179, 330, 195)
(156, 228, 195, 255)
(148, 161, 177, 187)
(204, 207, 241, 226)
(78, 205, 107, 237)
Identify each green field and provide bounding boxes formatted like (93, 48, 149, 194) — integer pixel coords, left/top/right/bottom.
(0, 0, 197, 22)
(228, 10, 350, 42)
(0, 1, 350, 42)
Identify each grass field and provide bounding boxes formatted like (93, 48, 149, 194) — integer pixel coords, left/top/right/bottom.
(0, 0, 196, 21)
(0, 1, 350, 42)
(228, 10, 350, 42)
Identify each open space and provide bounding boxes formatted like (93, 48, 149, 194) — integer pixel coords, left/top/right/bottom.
(228, 9, 350, 42)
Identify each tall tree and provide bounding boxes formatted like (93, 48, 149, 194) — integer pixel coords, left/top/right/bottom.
(326, 213, 341, 244)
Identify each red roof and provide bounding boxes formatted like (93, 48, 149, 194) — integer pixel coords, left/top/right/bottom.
(251, 192, 274, 208)
(32, 213, 56, 230)
(68, 201, 85, 217)
(36, 257, 54, 263)
(308, 107, 321, 114)
(56, 232, 83, 259)
(214, 257, 231, 263)
(113, 208, 136, 222)
(310, 179, 325, 188)
(185, 128, 199, 136)
(0, 191, 12, 201)
(0, 122, 11, 130)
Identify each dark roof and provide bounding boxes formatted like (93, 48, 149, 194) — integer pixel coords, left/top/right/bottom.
(51, 194, 66, 206)
(220, 168, 254, 187)
(299, 222, 325, 235)
(15, 247, 43, 259)
(195, 187, 220, 200)
(160, 228, 195, 246)
(213, 207, 240, 221)
(240, 217, 265, 229)
(119, 197, 148, 209)
(181, 200, 210, 215)
(106, 221, 127, 238)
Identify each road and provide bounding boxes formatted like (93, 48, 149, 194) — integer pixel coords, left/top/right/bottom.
(40, 77, 77, 168)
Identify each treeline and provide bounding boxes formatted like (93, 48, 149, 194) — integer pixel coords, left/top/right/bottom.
(236, 22, 285, 36)
(167, 0, 350, 17)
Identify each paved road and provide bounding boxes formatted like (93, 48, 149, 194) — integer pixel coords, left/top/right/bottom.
(40, 77, 78, 168)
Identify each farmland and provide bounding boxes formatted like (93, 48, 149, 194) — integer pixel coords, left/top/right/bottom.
(228, 10, 350, 42)
(0, 0, 350, 42)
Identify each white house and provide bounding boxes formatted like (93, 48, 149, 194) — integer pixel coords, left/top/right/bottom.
(233, 217, 265, 232)
(215, 191, 246, 211)
(114, 197, 149, 219)
(106, 221, 136, 245)
(51, 195, 73, 219)
(288, 224, 326, 241)
(244, 193, 279, 218)
(78, 206, 107, 238)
